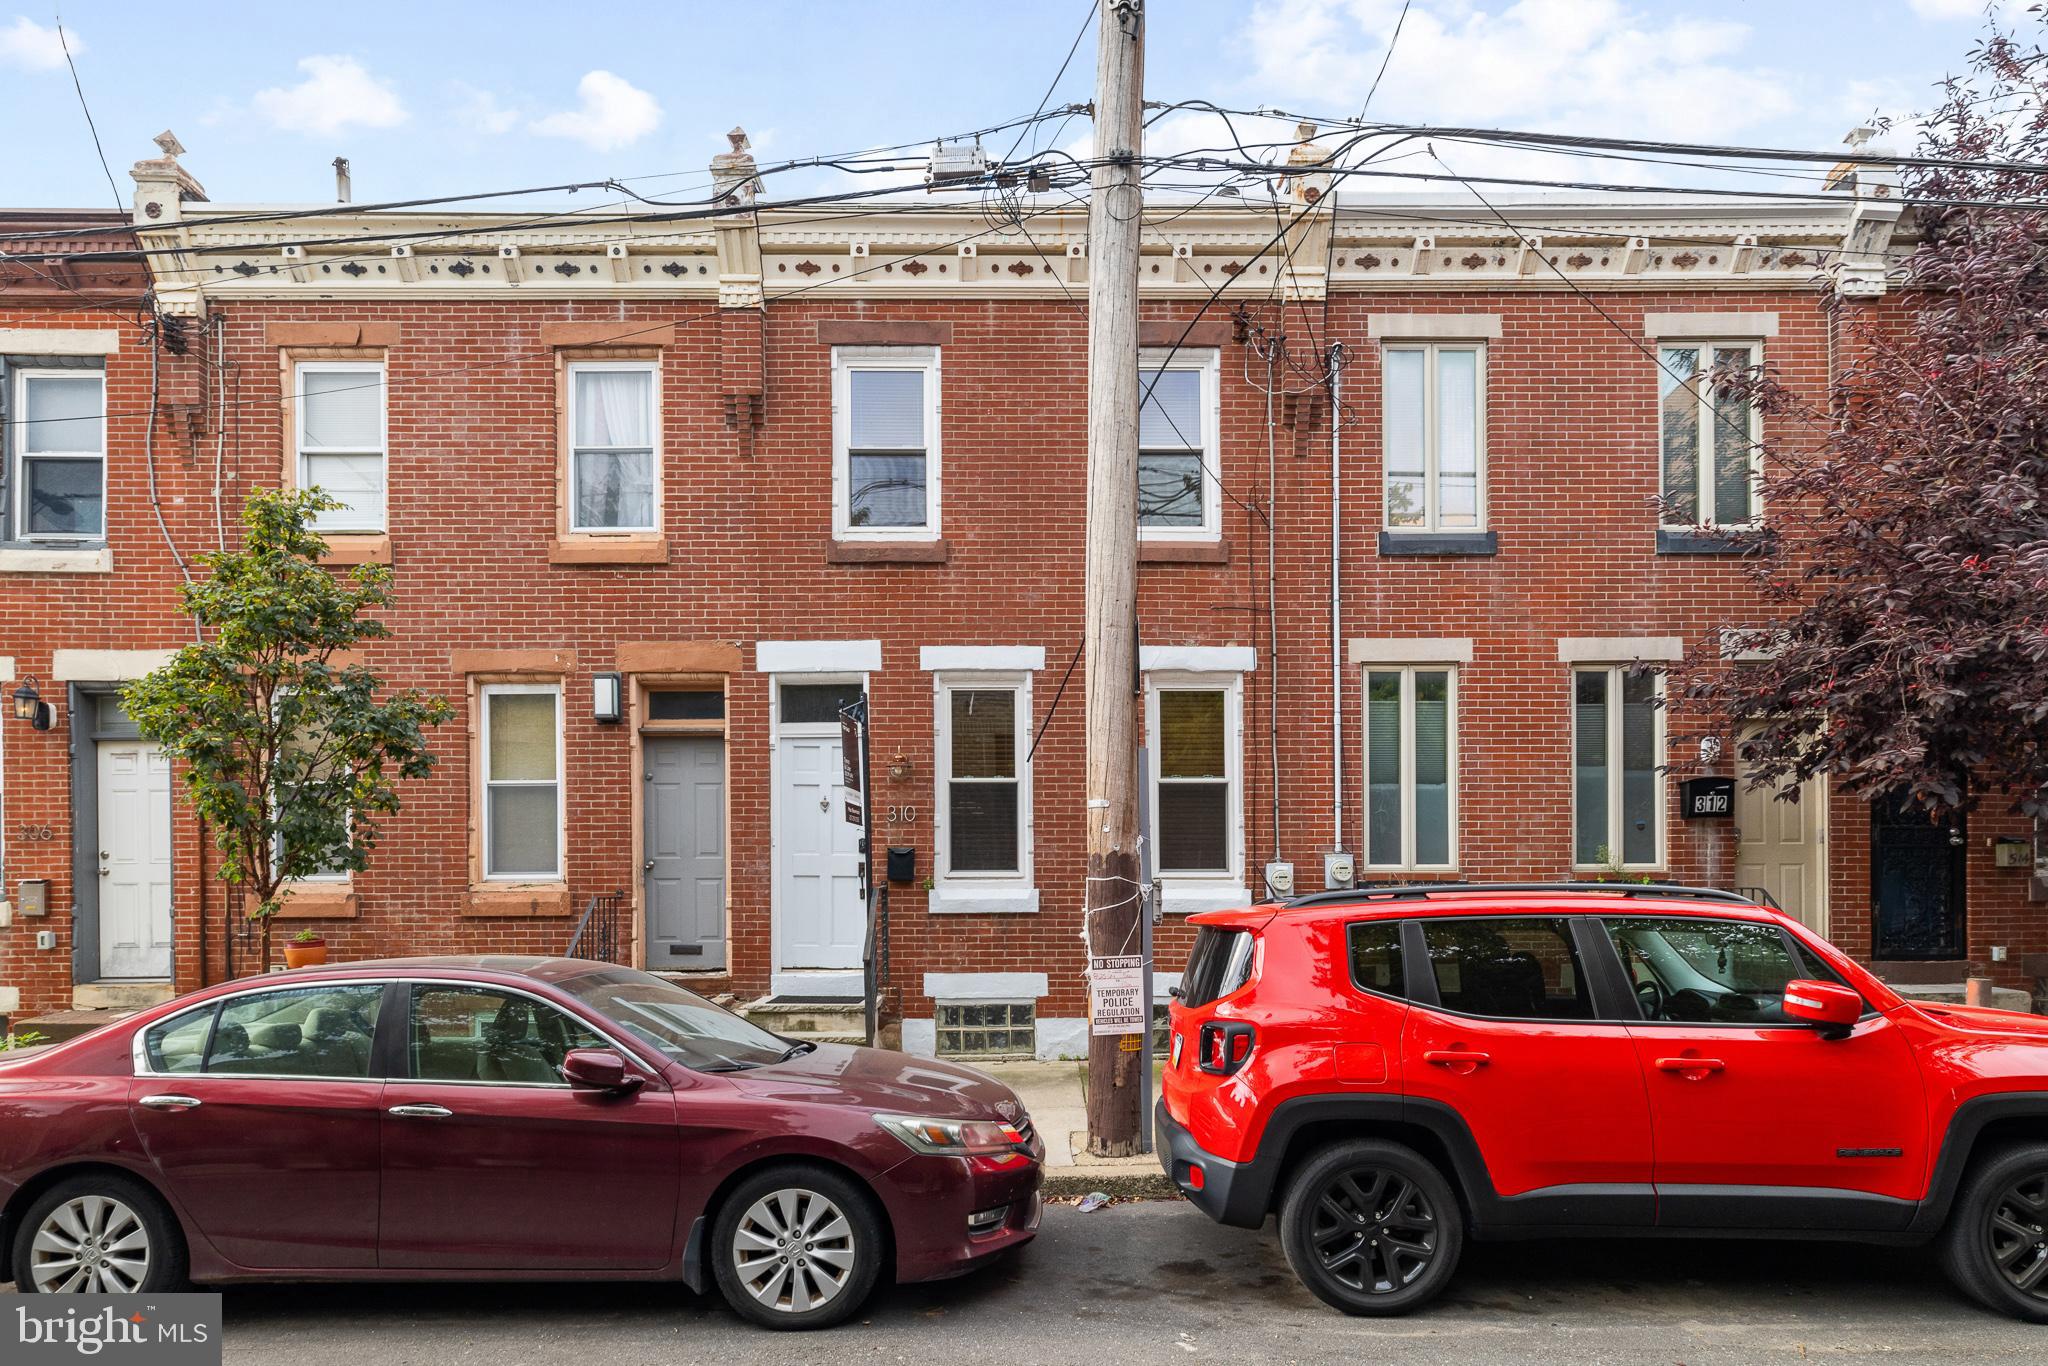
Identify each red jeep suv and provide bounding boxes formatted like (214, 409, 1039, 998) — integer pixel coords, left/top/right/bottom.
(1158, 883, 2048, 1322)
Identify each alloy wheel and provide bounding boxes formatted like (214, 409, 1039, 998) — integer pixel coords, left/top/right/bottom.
(30, 1194, 152, 1293)
(1987, 1169, 2048, 1300)
(730, 1187, 857, 1315)
(1307, 1166, 1438, 1295)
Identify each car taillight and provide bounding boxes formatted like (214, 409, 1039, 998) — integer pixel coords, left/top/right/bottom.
(1196, 1021, 1256, 1076)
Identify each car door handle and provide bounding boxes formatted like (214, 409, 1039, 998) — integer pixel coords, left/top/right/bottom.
(1654, 1057, 1726, 1076)
(1423, 1050, 1491, 1067)
(138, 1094, 201, 1110)
(387, 1103, 453, 1118)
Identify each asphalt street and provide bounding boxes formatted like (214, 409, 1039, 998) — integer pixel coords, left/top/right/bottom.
(9, 1198, 2040, 1365)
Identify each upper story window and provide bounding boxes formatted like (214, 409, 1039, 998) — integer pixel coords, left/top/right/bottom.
(1573, 666, 1662, 870)
(833, 346, 939, 540)
(481, 682, 563, 882)
(568, 361, 657, 533)
(11, 367, 106, 542)
(1659, 343, 1760, 528)
(1364, 666, 1457, 871)
(296, 361, 386, 533)
(1382, 343, 1484, 532)
(1138, 349, 1220, 540)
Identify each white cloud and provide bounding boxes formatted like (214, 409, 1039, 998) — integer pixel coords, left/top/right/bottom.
(531, 71, 662, 151)
(452, 82, 519, 136)
(1908, 0, 1991, 19)
(252, 55, 407, 137)
(0, 16, 75, 70)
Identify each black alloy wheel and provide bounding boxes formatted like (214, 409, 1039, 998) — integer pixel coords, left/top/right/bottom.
(1279, 1139, 1463, 1316)
(1986, 1169, 2048, 1301)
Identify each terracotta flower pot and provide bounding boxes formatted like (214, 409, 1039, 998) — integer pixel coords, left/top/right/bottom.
(283, 942, 329, 969)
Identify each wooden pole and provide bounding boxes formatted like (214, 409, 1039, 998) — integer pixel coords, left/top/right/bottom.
(1083, 0, 1146, 1157)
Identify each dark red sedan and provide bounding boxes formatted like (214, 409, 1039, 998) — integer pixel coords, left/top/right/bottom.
(0, 957, 1043, 1329)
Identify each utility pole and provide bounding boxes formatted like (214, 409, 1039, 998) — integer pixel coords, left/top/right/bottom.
(1083, 0, 1146, 1158)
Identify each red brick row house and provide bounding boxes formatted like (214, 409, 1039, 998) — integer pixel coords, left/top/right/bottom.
(2, 134, 2040, 1051)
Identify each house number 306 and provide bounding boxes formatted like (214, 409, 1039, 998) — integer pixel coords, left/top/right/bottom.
(19, 824, 55, 842)
(886, 806, 918, 823)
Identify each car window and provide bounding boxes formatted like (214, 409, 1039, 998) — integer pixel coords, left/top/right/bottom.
(1420, 917, 1595, 1020)
(557, 969, 791, 1071)
(143, 1005, 216, 1073)
(1604, 918, 1821, 1024)
(203, 984, 384, 1077)
(1346, 921, 1407, 998)
(410, 985, 605, 1084)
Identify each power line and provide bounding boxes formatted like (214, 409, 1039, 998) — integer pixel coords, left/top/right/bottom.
(57, 16, 124, 215)
(1002, 1, 1098, 167)
(1358, 0, 1411, 120)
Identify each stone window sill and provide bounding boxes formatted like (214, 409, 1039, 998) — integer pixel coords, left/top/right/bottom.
(928, 884, 1039, 915)
(549, 535, 669, 566)
(1656, 528, 1755, 556)
(462, 883, 572, 917)
(1156, 878, 1252, 914)
(827, 539, 950, 565)
(0, 545, 112, 574)
(319, 534, 391, 567)
(1379, 530, 1498, 557)
(273, 885, 360, 919)
(1139, 539, 1229, 565)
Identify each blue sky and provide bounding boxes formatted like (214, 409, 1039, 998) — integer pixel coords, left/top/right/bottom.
(0, 1, 2014, 211)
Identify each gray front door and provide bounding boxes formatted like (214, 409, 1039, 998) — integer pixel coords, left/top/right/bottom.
(645, 735, 726, 970)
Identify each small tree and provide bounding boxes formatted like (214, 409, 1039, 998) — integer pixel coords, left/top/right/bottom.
(124, 488, 452, 972)
(1671, 22, 2048, 823)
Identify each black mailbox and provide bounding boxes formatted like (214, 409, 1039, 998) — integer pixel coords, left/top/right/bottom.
(887, 846, 917, 883)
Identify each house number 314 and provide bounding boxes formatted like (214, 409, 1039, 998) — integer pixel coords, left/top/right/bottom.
(886, 806, 918, 824)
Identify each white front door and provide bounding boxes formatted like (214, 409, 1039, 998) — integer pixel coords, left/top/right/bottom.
(1734, 753, 1826, 935)
(776, 735, 865, 972)
(97, 741, 173, 979)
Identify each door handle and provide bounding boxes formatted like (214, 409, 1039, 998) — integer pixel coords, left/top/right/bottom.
(1423, 1050, 1490, 1068)
(1654, 1056, 1726, 1076)
(387, 1103, 453, 1118)
(138, 1094, 201, 1110)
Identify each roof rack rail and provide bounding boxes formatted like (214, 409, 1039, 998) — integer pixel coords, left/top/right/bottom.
(1278, 881, 1758, 911)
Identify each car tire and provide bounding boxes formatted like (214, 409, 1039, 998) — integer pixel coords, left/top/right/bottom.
(1937, 1142, 2048, 1323)
(11, 1173, 188, 1295)
(710, 1164, 885, 1330)
(1278, 1139, 1463, 1317)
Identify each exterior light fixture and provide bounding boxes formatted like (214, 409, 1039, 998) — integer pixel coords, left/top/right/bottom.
(592, 672, 623, 724)
(10, 678, 52, 730)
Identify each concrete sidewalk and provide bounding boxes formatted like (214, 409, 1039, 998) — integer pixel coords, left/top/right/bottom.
(975, 1060, 1178, 1199)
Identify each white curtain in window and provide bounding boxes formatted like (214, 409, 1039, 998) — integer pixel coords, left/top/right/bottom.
(574, 369, 651, 448)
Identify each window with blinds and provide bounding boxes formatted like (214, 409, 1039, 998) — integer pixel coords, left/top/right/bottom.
(1363, 667, 1456, 870)
(1658, 343, 1760, 528)
(295, 361, 387, 533)
(943, 685, 1023, 875)
(834, 346, 938, 537)
(481, 683, 563, 880)
(1137, 352, 1218, 537)
(1573, 666, 1662, 869)
(1382, 344, 1483, 533)
(1154, 688, 1231, 874)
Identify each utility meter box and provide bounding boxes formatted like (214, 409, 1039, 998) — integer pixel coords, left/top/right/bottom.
(1264, 861, 1296, 898)
(1324, 851, 1356, 890)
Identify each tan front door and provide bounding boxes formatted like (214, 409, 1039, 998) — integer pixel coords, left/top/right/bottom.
(1734, 750, 1826, 934)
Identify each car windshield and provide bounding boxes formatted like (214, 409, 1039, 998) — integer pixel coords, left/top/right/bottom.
(556, 969, 792, 1072)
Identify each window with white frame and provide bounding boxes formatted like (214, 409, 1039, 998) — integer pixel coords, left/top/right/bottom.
(1658, 342, 1760, 528)
(1146, 677, 1242, 884)
(833, 346, 939, 538)
(481, 683, 563, 881)
(1138, 349, 1220, 539)
(1382, 343, 1484, 532)
(1364, 667, 1457, 870)
(1573, 667, 1662, 869)
(269, 707, 349, 883)
(11, 367, 106, 541)
(567, 361, 657, 532)
(936, 677, 1030, 883)
(295, 361, 387, 533)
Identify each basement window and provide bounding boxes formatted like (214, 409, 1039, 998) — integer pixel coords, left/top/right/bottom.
(935, 1002, 1035, 1058)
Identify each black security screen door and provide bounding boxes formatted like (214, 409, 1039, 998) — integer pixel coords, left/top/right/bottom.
(1871, 794, 1965, 960)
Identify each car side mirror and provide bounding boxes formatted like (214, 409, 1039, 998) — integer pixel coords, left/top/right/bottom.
(560, 1047, 643, 1094)
(1782, 979, 1862, 1039)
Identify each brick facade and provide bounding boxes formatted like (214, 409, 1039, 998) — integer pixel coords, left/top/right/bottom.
(2, 169, 2041, 1045)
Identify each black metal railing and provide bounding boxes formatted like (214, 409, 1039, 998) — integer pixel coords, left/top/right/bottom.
(1731, 885, 1783, 910)
(566, 889, 630, 964)
(862, 883, 889, 1046)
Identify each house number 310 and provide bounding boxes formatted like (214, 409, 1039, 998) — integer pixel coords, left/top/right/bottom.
(886, 806, 918, 823)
